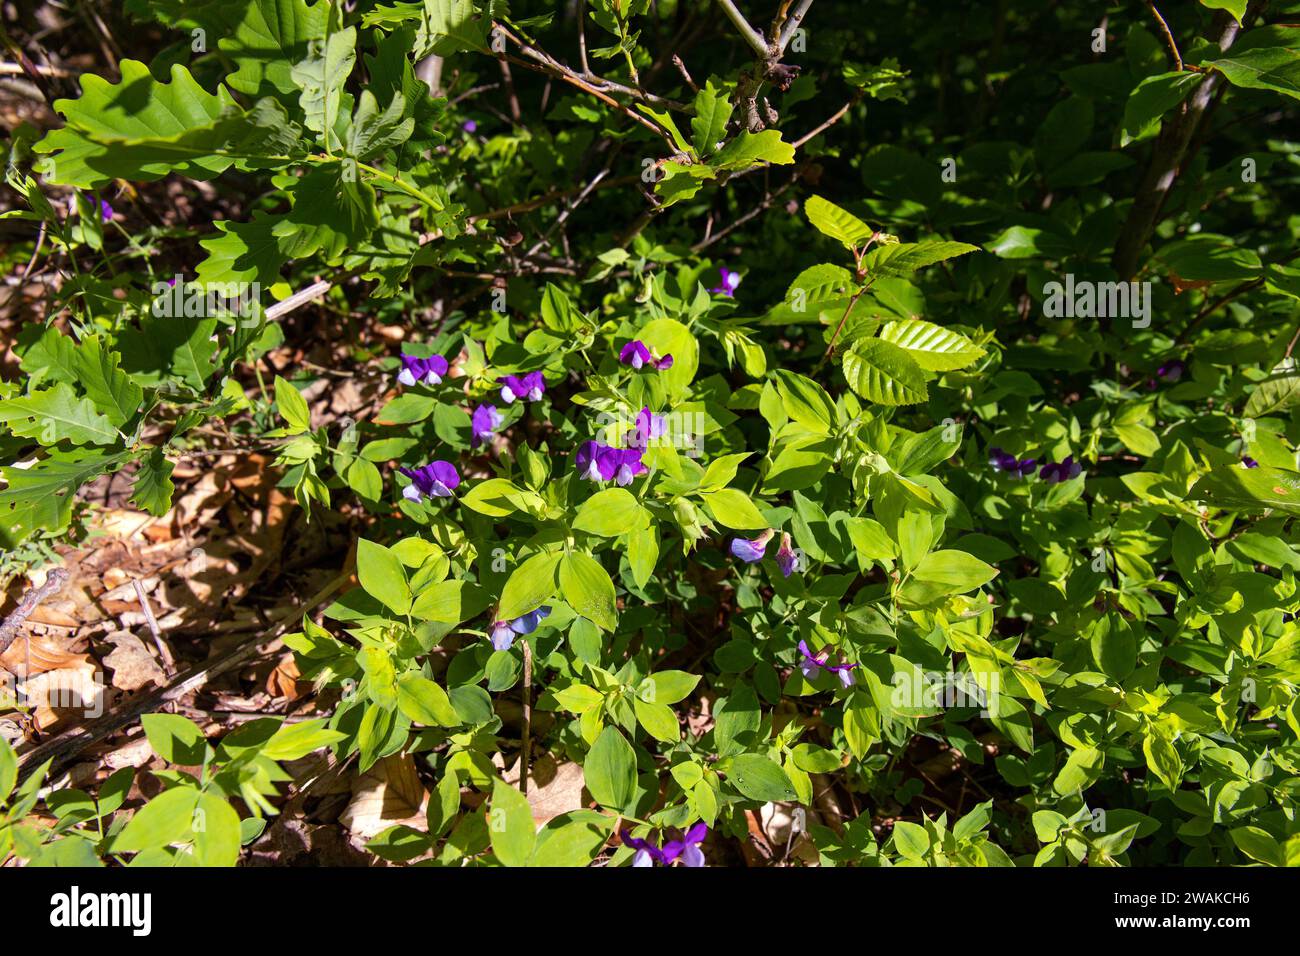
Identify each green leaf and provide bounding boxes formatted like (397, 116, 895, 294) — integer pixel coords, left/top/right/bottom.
(0, 450, 126, 545)
(222, 0, 329, 100)
(114, 786, 201, 854)
(396, 674, 460, 726)
(699, 488, 767, 530)
(727, 754, 797, 802)
(1244, 358, 1300, 418)
(773, 369, 837, 434)
(627, 525, 659, 588)
(691, 81, 733, 158)
(73, 336, 144, 427)
(356, 538, 412, 613)
(559, 551, 617, 632)
(130, 448, 176, 516)
(901, 549, 998, 605)
(1207, 37, 1300, 101)
(573, 487, 646, 536)
(584, 726, 637, 812)
(260, 719, 346, 760)
(418, 0, 491, 56)
(0, 383, 118, 446)
(1199, 0, 1248, 22)
(290, 26, 357, 149)
(1229, 825, 1282, 866)
(34, 61, 238, 187)
(633, 697, 680, 742)
(862, 240, 980, 277)
(1143, 733, 1183, 790)
(141, 714, 209, 765)
(1122, 72, 1201, 145)
(712, 129, 795, 171)
(1189, 464, 1300, 516)
(193, 792, 242, 866)
(499, 552, 562, 620)
(804, 194, 875, 248)
(877, 319, 985, 372)
(841, 338, 929, 405)
(1, 737, 18, 804)
(489, 778, 536, 867)
(410, 580, 492, 624)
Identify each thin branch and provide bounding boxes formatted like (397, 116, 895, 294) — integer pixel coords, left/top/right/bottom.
(777, 0, 816, 52)
(520, 637, 533, 795)
(715, 0, 770, 57)
(1145, 1, 1183, 71)
(132, 578, 176, 677)
(0, 569, 69, 657)
(791, 91, 860, 149)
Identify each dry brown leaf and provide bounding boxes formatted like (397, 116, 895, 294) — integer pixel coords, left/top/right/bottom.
(502, 753, 587, 826)
(339, 755, 428, 840)
(102, 632, 166, 691)
(0, 631, 93, 677)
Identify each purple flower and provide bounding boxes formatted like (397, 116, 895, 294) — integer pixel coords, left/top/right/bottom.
(730, 529, 774, 563)
(575, 442, 645, 485)
(489, 606, 551, 651)
(620, 822, 708, 867)
(399, 461, 460, 500)
(462, 119, 478, 133)
(627, 407, 667, 450)
(1242, 456, 1259, 469)
(1038, 456, 1083, 484)
(988, 447, 1036, 478)
(1157, 360, 1186, 383)
(498, 371, 545, 404)
(100, 199, 114, 223)
(776, 532, 800, 577)
(471, 404, 504, 449)
(797, 640, 857, 688)
(619, 340, 673, 371)
(710, 267, 741, 298)
(398, 352, 449, 387)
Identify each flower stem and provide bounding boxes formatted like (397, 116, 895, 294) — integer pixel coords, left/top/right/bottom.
(520, 636, 533, 795)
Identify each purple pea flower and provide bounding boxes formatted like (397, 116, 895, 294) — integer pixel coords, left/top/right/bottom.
(470, 404, 504, 449)
(775, 532, 801, 577)
(797, 640, 857, 688)
(619, 339, 673, 371)
(488, 606, 551, 651)
(498, 371, 545, 404)
(575, 440, 611, 482)
(730, 529, 775, 563)
(610, 447, 647, 486)
(620, 822, 708, 867)
(100, 199, 114, 223)
(627, 407, 667, 450)
(463, 119, 478, 133)
(710, 267, 741, 298)
(1157, 360, 1186, 383)
(1038, 456, 1083, 484)
(1242, 456, 1259, 469)
(575, 442, 646, 485)
(399, 461, 460, 500)
(397, 352, 450, 387)
(988, 447, 1036, 478)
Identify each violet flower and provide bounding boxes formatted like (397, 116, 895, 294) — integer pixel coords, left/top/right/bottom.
(1157, 360, 1186, 383)
(730, 529, 775, 563)
(619, 340, 673, 371)
(797, 640, 857, 688)
(627, 407, 667, 450)
(489, 606, 551, 652)
(620, 822, 708, 867)
(988, 447, 1036, 478)
(775, 532, 801, 577)
(1242, 456, 1259, 469)
(399, 461, 460, 500)
(575, 442, 646, 485)
(471, 404, 503, 449)
(463, 119, 478, 133)
(100, 200, 114, 223)
(398, 352, 449, 387)
(710, 267, 741, 298)
(1038, 456, 1083, 484)
(498, 371, 545, 404)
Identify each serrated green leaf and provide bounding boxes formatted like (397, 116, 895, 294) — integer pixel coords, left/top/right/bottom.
(841, 338, 929, 405)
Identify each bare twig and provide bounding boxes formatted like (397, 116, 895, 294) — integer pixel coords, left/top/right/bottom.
(777, 0, 816, 52)
(0, 568, 69, 657)
(132, 578, 176, 677)
(1145, 1, 1183, 72)
(265, 279, 331, 320)
(715, 0, 770, 57)
(791, 92, 861, 149)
